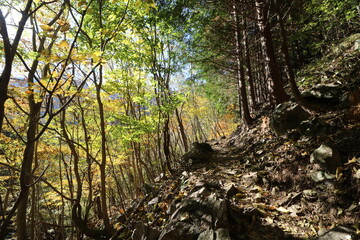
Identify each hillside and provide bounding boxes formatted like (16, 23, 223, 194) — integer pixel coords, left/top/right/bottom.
(0, 1, 359, 239)
(110, 34, 360, 240)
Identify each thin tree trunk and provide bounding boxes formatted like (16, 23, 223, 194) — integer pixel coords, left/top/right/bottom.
(243, 16, 257, 110)
(95, 65, 112, 232)
(233, 1, 253, 126)
(175, 108, 189, 152)
(0, 1, 33, 133)
(16, 99, 41, 240)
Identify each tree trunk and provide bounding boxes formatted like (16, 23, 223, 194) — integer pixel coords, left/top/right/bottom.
(255, 0, 289, 105)
(0, 1, 33, 133)
(95, 65, 112, 233)
(233, 1, 253, 126)
(175, 108, 189, 152)
(16, 98, 41, 240)
(275, 0, 303, 103)
(243, 13, 257, 111)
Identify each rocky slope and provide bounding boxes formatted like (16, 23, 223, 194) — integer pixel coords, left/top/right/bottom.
(107, 33, 360, 240)
(110, 113, 360, 239)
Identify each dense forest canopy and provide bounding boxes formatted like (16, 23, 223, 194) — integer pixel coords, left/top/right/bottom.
(0, 0, 359, 239)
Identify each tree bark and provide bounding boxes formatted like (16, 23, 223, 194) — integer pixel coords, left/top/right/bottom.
(0, 1, 33, 133)
(255, 0, 289, 105)
(233, 1, 253, 126)
(95, 65, 112, 232)
(175, 108, 189, 152)
(275, 0, 303, 104)
(16, 97, 41, 240)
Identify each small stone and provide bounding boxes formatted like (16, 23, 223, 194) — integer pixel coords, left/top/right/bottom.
(310, 144, 342, 173)
(148, 197, 159, 206)
(215, 228, 231, 240)
(303, 189, 318, 201)
(197, 230, 214, 240)
(254, 193, 263, 202)
(310, 171, 326, 182)
(318, 225, 356, 240)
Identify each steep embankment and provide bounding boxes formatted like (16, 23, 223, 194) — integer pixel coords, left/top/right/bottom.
(110, 34, 360, 240)
(111, 117, 359, 240)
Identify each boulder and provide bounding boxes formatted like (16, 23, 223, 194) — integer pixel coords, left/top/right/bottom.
(318, 225, 357, 240)
(197, 229, 231, 240)
(159, 180, 230, 240)
(182, 142, 214, 165)
(302, 84, 346, 111)
(270, 102, 310, 136)
(131, 222, 160, 240)
(158, 222, 200, 240)
(310, 144, 342, 173)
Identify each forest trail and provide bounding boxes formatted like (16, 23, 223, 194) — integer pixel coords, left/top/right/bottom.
(115, 117, 360, 240)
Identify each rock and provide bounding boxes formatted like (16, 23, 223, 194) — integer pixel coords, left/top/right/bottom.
(270, 102, 310, 136)
(302, 189, 318, 201)
(225, 185, 241, 199)
(154, 173, 167, 182)
(302, 84, 346, 111)
(131, 222, 160, 240)
(143, 183, 158, 196)
(298, 118, 327, 137)
(310, 144, 342, 173)
(193, 142, 214, 152)
(148, 197, 159, 206)
(309, 170, 335, 183)
(354, 39, 360, 51)
(318, 225, 357, 240)
(197, 230, 214, 240)
(182, 142, 214, 165)
(159, 222, 200, 240)
(287, 129, 301, 141)
(215, 229, 231, 240)
(197, 229, 231, 240)
(160, 179, 230, 240)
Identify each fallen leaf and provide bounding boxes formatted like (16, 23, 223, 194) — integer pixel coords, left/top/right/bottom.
(276, 207, 291, 214)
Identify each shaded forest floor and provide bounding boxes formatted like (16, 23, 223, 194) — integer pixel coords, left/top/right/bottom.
(113, 112, 360, 239)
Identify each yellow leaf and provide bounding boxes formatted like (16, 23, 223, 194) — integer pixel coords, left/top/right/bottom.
(51, 71, 59, 78)
(336, 167, 343, 181)
(49, 54, 61, 61)
(25, 90, 33, 95)
(71, 54, 87, 61)
(91, 51, 103, 62)
(60, 23, 70, 32)
(56, 19, 66, 26)
(40, 24, 54, 32)
(345, 157, 358, 165)
(57, 40, 69, 49)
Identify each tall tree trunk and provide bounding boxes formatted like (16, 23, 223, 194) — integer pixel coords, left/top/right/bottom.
(233, 1, 253, 126)
(275, 0, 303, 103)
(255, 0, 289, 105)
(243, 12, 257, 111)
(16, 97, 41, 240)
(95, 65, 112, 232)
